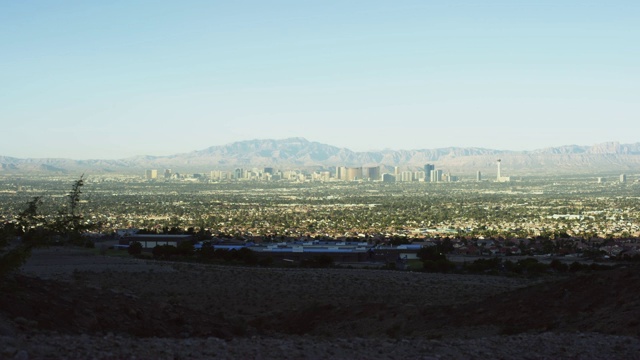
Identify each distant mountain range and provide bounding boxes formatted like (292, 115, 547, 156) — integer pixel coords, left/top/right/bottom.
(2, 138, 640, 176)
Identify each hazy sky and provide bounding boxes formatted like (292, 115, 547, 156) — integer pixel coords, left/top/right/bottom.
(1, 1, 638, 159)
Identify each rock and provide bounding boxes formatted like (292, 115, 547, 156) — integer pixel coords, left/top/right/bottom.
(0, 319, 16, 337)
(3, 346, 17, 356)
(13, 350, 28, 360)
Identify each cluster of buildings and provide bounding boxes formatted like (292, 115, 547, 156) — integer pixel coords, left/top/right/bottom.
(137, 162, 637, 185)
(117, 227, 640, 264)
(118, 230, 423, 264)
(449, 235, 640, 259)
(145, 164, 464, 183)
(145, 169, 181, 180)
(597, 174, 629, 184)
(336, 166, 381, 181)
(386, 164, 459, 183)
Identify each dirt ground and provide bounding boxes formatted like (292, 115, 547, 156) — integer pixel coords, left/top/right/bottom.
(2, 247, 640, 359)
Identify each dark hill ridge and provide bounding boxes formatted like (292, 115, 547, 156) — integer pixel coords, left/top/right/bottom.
(3, 255, 640, 341)
(2, 138, 640, 175)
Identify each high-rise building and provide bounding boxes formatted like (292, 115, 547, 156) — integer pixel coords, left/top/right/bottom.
(372, 166, 381, 181)
(436, 170, 443, 182)
(424, 164, 435, 182)
(164, 169, 172, 179)
(496, 159, 511, 182)
(363, 166, 381, 181)
(145, 169, 158, 180)
(430, 169, 442, 182)
(382, 173, 395, 182)
(212, 171, 230, 180)
(620, 174, 627, 183)
(477, 171, 482, 181)
(443, 173, 458, 182)
(401, 171, 413, 182)
(315, 171, 330, 182)
(345, 167, 363, 181)
(282, 170, 298, 180)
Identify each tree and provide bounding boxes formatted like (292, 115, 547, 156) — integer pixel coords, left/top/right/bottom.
(15, 197, 44, 235)
(0, 222, 31, 279)
(1, 197, 51, 278)
(153, 244, 178, 260)
(549, 259, 568, 273)
(199, 241, 215, 260)
(14, 196, 52, 246)
(541, 240, 555, 255)
(440, 238, 455, 253)
(128, 241, 143, 256)
(177, 241, 195, 257)
(417, 246, 446, 262)
(1, 176, 93, 279)
(53, 175, 92, 245)
(235, 247, 258, 265)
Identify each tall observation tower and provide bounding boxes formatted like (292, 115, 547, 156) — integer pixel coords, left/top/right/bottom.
(495, 159, 511, 182)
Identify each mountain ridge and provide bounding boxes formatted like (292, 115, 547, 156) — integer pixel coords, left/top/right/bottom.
(2, 138, 640, 176)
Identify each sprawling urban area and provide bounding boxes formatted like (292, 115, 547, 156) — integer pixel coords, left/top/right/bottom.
(2, 163, 638, 267)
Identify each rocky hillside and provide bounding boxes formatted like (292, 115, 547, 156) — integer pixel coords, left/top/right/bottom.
(2, 248, 640, 359)
(2, 138, 640, 175)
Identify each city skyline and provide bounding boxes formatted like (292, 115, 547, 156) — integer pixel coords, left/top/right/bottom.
(1, 1, 638, 159)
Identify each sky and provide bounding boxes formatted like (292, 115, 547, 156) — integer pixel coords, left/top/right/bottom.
(1, 0, 638, 159)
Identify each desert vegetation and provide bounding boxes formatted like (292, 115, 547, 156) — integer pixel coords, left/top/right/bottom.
(0, 176, 93, 278)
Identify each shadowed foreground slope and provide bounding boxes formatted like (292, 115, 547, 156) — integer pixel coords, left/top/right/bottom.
(1, 248, 639, 359)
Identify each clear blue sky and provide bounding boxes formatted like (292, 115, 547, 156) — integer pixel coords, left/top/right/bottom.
(1, 0, 638, 159)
